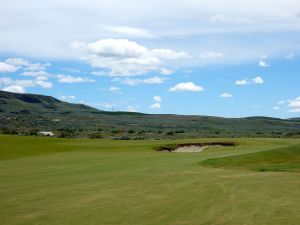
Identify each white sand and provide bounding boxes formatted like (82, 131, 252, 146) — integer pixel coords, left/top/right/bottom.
(173, 145, 222, 153)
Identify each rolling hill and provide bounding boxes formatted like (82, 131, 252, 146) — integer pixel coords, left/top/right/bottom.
(0, 90, 299, 139)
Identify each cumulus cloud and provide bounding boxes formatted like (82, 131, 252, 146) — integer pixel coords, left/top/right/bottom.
(258, 56, 270, 67)
(235, 79, 249, 85)
(252, 76, 264, 84)
(57, 74, 95, 83)
(278, 100, 285, 105)
(160, 68, 174, 75)
(198, 51, 223, 60)
(104, 26, 154, 38)
(21, 71, 50, 77)
(0, 77, 13, 86)
(91, 71, 107, 76)
(153, 96, 162, 102)
(0, 62, 18, 72)
(59, 95, 76, 102)
(285, 53, 295, 59)
(119, 76, 166, 86)
(2, 58, 51, 74)
(5, 58, 29, 66)
(272, 106, 280, 110)
(108, 86, 122, 94)
(127, 105, 139, 112)
(71, 39, 188, 76)
(169, 82, 204, 92)
(258, 60, 270, 67)
(150, 102, 161, 109)
(235, 76, 264, 85)
(220, 93, 234, 98)
(2, 85, 25, 93)
(0, 76, 52, 93)
(288, 96, 300, 112)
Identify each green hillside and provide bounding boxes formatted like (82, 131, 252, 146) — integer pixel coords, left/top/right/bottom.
(0, 91, 299, 139)
(201, 143, 300, 172)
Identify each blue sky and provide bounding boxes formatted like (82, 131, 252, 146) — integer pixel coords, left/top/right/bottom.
(0, 0, 300, 118)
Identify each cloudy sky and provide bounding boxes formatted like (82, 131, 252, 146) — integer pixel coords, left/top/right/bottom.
(0, 0, 300, 117)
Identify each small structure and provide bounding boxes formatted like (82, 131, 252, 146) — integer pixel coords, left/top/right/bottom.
(38, 131, 54, 137)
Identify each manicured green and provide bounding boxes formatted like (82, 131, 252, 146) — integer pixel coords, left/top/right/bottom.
(1, 135, 300, 225)
(201, 143, 300, 172)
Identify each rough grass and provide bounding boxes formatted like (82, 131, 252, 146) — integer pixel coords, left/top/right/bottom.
(1, 135, 300, 225)
(201, 144, 300, 172)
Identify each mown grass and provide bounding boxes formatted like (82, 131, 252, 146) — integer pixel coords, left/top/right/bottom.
(201, 144, 300, 172)
(1, 135, 300, 225)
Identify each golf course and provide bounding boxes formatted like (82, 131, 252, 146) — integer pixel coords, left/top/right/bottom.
(1, 135, 300, 225)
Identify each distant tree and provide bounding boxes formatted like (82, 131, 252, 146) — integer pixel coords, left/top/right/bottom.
(89, 133, 103, 139)
(128, 129, 135, 134)
(166, 131, 174, 135)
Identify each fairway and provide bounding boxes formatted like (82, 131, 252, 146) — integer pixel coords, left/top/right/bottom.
(1, 135, 300, 225)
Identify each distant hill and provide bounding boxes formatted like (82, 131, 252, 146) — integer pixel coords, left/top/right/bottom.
(0, 90, 299, 139)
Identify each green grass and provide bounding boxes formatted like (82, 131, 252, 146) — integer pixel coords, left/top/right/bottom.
(201, 144, 300, 172)
(1, 135, 300, 225)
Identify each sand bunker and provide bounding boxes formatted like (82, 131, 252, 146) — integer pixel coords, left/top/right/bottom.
(156, 142, 236, 153)
(173, 145, 221, 153)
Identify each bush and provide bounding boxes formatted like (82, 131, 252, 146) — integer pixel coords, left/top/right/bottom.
(128, 129, 135, 134)
(166, 131, 174, 135)
(89, 133, 103, 139)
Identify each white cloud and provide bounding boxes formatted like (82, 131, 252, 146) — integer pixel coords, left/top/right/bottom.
(127, 105, 139, 112)
(198, 51, 223, 60)
(25, 62, 51, 72)
(288, 96, 300, 112)
(91, 71, 107, 76)
(21, 71, 50, 77)
(57, 74, 95, 83)
(153, 96, 161, 102)
(150, 102, 161, 109)
(235, 79, 249, 85)
(104, 26, 154, 38)
(5, 58, 29, 66)
(220, 93, 234, 98)
(3, 58, 51, 74)
(285, 53, 295, 59)
(2, 85, 25, 93)
(272, 106, 280, 110)
(71, 39, 188, 76)
(160, 68, 174, 75)
(108, 86, 122, 94)
(35, 80, 53, 88)
(208, 14, 252, 24)
(144, 76, 166, 84)
(59, 95, 76, 102)
(0, 76, 53, 92)
(119, 76, 166, 86)
(252, 76, 264, 84)
(258, 59, 270, 67)
(278, 100, 285, 105)
(1, 0, 300, 64)
(0, 77, 13, 86)
(169, 82, 204, 92)
(235, 76, 264, 85)
(0, 62, 18, 72)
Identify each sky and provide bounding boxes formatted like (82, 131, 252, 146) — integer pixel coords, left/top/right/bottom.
(0, 0, 300, 118)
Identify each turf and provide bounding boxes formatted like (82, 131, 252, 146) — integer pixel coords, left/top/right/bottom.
(201, 144, 300, 172)
(1, 135, 300, 225)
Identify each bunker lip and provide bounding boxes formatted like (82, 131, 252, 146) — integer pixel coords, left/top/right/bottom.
(155, 142, 237, 152)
